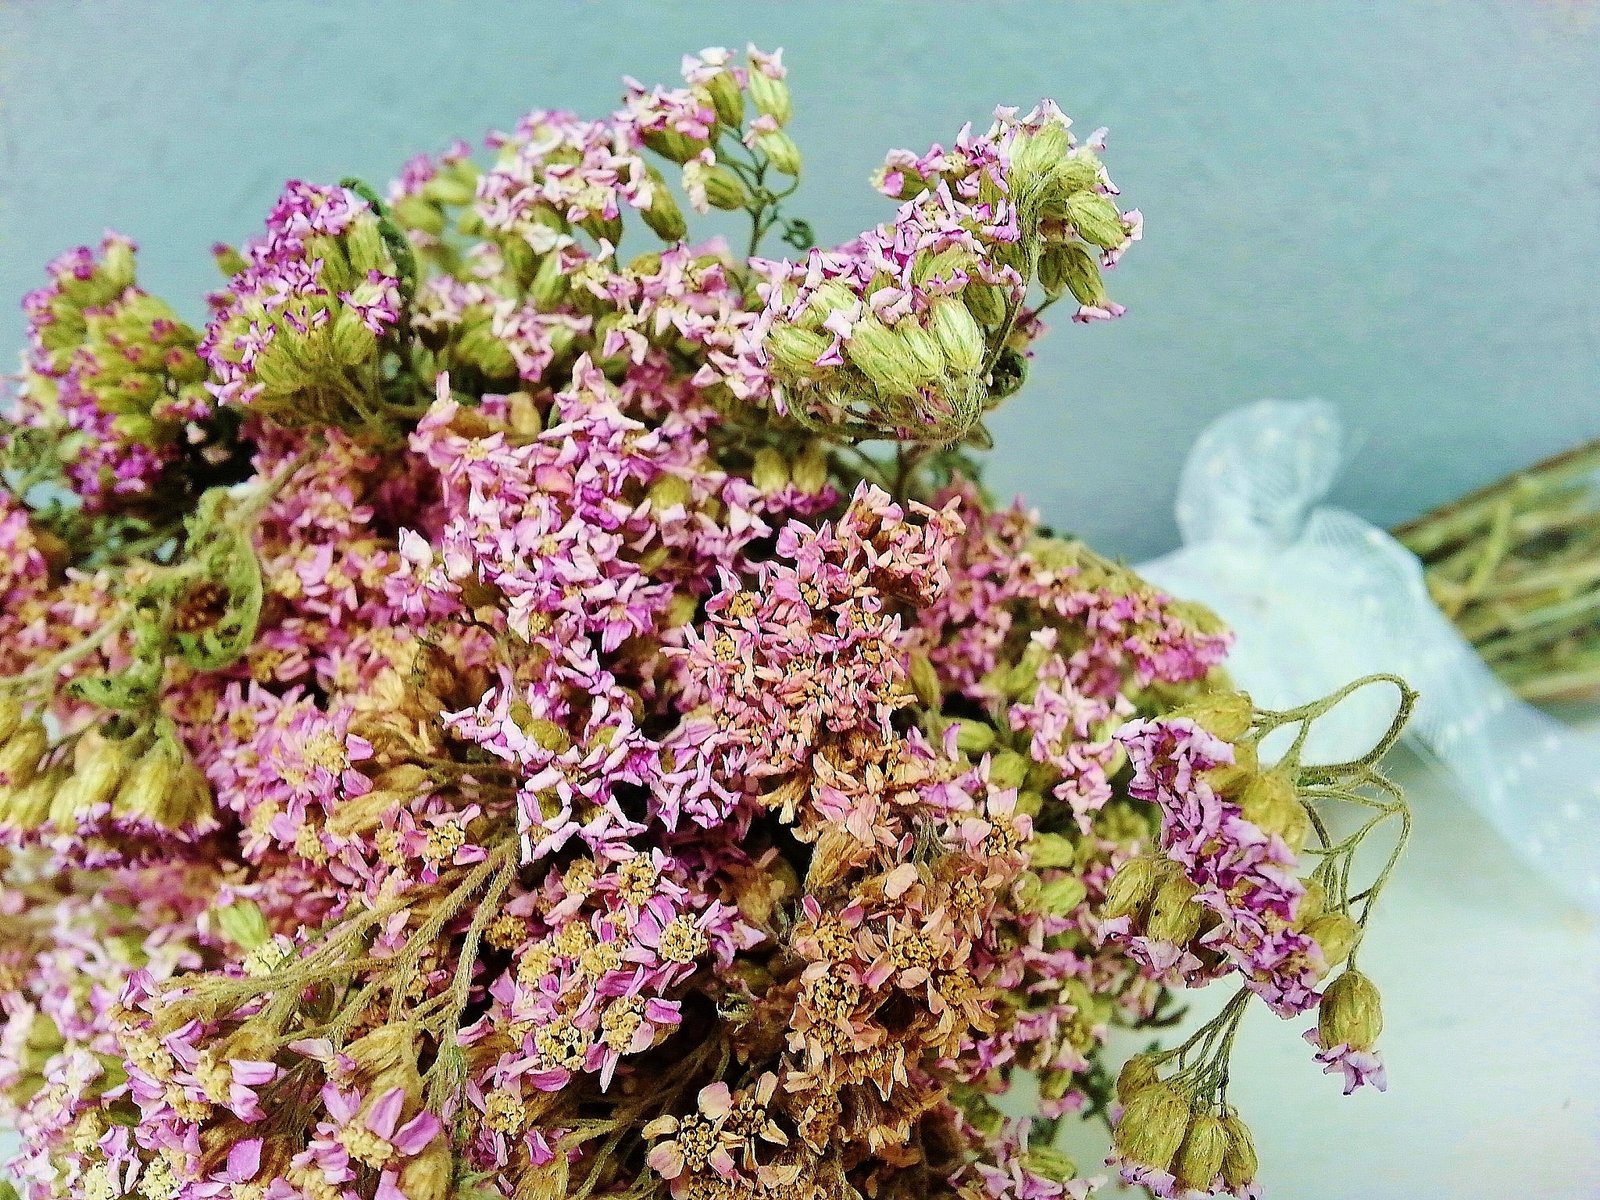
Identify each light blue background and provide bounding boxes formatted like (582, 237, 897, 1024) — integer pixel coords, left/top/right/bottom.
(1, 1, 1597, 559)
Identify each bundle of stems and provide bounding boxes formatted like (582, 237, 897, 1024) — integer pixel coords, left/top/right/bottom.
(1392, 438, 1600, 704)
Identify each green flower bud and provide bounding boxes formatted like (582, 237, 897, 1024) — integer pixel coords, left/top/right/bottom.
(1298, 877, 1328, 923)
(345, 218, 388, 276)
(0, 719, 48, 790)
(1319, 970, 1383, 1051)
(329, 307, 380, 367)
(700, 164, 750, 212)
(1013, 789, 1044, 819)
(1102, 856, 1162, 921)
(1038, 875, 1088, 916)
(964, 282, 1009, 327)
(217, 900, 273, 952)
(1027, 831, 1076, 870)
(952, 718, 996, 755)
(213, 243, 248, 278)
(112, 737, 181, 823)
(455, 323, 518, 378)
(1220, 1111, 1259, 1190)
(1063, 192, 1128, 249)
(987, 749, 1029, 792)
(1023, 1146, 1077, 1185)
(929, 298, 985, 377)
(755, 130, 802, 177)
(644, 128, 709, 165)
(426, 165, 479, 208)
(907, 652, 942, 710)
(1112, 1083, 1191, 1172)
(1173, 1111, 1229, 1192)
(791, 442, 830, 494)
(1040, 243, 1111, 309)
(1, 768, 65, 832)
(767, 324, 832, 378)
(0, 697, 24, 747)
(1239, 770, 1310, 852)
(1178, 691, 1254, 742)
(1146, 870, 1204, 944)
(49, 729, 132, 828)
(1306, 913, 1360, 973)
(844, 316, 920, 396)
(704, 72, 745, 129)
(747, 69, 792, 125)
(750, 448, 790, 496)
(640, 172, 688, 242)
(1009, 121, 1073, 183)
(528, 252, 568, 310)
(895, 322, 945, 382)
(1115, 1054, 1162, 1104)
(1048, 152, 1104, 196)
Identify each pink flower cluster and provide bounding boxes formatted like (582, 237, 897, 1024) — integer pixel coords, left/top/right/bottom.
(1112, 716, 1322, 1015)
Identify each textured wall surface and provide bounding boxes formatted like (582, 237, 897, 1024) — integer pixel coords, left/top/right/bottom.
(2, 2, 1598, 558)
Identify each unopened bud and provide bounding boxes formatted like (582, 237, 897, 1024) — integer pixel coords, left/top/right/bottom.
(754, 130, 801, 177)
(767, 325, 832, 379)
(704, 72, 745, 129)
(790, 441, 829, 494)
(347, 1024, 418, 1079)
(50, 729, 132, 826)
(1026, 831, 1076, 870)
(397, 1138, 451, 1200)
(844, 317, 919, 396)
(1204, 739, 1259, 796)
(1040, 243, 1110, 308)
(1, 767, 65, 831)
(1306, 913, 1360, 973)
(1239, 769, 1310, 851)
(1146, 871, 1204, 944)
(217, 901, 272, 952)
(952, 718, 996, 755)
(0, 698, 22, 747)
(1038, 875, 1088, 916)
(747, 69, 792, 125)
(964, 282, 1009, 328)
(1010, 122, 1073, 182)
(1179, 691, 1254, 742)
(1173, 1111, 1229, 1192)
(1049, 152, 1104, 196)
(112, 737, 179, 822)
(750, 448, 790, 496)
(345, 219, 387, 276)
(1112, 1083, 1190, 1172)
(907, 652, 941, 710)
(1115, 1054, 1162, 1104)
(1102, 856, 1161, 921)
(0, 720, 47, 789)
(700, 164, 749, 212)
(1319, 970, 1383, 1051)
(1220, 1111, 1259, 1190)
(1024, 1146, 1077, 1185)
(1063, 192, 1128, 250)
(928, 298, 985, 377)
(1298, 877, 1328, 923)
(329, 307, 379, 367)
(986, 749, 1029, 792)
(646, 473, 693, 514)
(640, 172, 688, 243)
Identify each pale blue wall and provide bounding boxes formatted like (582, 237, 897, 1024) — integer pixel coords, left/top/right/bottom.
(2, 1, 1597, 558)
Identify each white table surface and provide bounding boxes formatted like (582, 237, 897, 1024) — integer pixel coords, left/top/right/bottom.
(3, 747, 1597, 1198)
